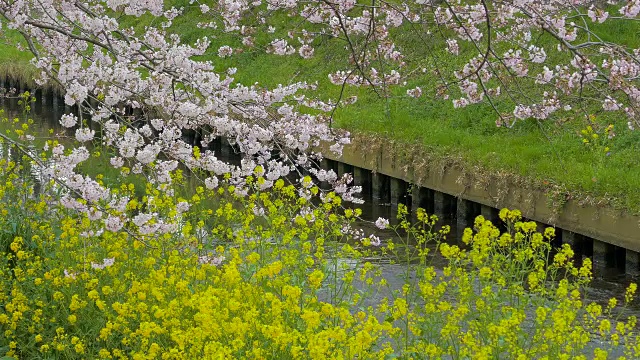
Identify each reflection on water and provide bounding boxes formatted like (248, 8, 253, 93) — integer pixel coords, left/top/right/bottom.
(1, 93, 66, 131)
(1, 93, 639, 320)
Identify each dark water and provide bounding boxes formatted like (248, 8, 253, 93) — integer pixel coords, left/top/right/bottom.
(1, 94, 639, 320)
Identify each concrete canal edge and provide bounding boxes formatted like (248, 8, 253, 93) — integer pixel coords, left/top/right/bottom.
(319, 135, 640, 277)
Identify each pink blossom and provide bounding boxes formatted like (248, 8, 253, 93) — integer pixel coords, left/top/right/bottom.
(218, 45, 234, 58)
(110, 157, 124, 168)
(176, 201, 190, 213)
(59, 114, 77, 128)
(198, 255, 225, 266)
(446, 39, 459, 55)
(407, 87, 422, 98)
(91, 257, 115, 270)
(268, 39, 295, 55)
(75, 128, 95, 142)
(375, 217, 389, 229)
(298, 45, 314, 59)
(367, 235, 382, 247)
(205, 176, 219, 189)
(105, 216, 124, 232)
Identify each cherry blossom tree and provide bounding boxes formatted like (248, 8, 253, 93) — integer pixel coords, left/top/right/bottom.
(1, 0, 640, 234)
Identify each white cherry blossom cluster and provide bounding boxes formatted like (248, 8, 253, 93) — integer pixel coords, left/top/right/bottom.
(4, 0, 640, 237)
(200, 0, 640, 127)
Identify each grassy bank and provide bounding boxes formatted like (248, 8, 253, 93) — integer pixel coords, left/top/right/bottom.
(2, 5, 640, 212)
(0, 32, 39, 88)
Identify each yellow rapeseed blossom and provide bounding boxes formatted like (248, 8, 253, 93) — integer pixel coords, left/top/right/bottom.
(0, 131, 636, 360)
